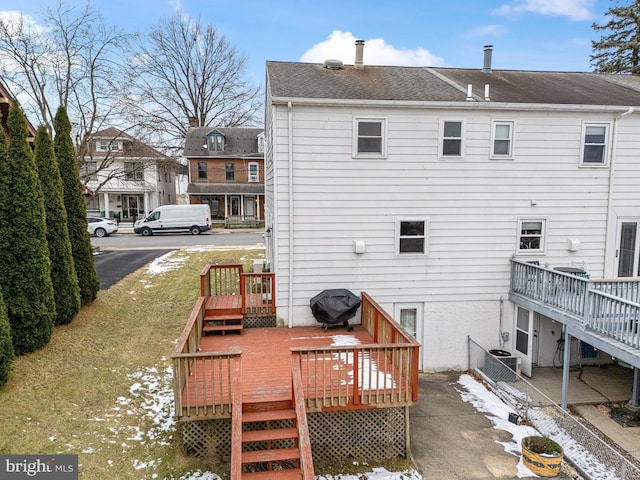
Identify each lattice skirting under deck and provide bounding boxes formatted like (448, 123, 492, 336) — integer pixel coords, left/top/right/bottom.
(180, 407, 408, 464)
(244, 315, 277, 328)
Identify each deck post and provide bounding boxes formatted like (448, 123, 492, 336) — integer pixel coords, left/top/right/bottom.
(561, 329, 571, 410)
(353, 349, 361, 405)
(631, 368, 639, 408)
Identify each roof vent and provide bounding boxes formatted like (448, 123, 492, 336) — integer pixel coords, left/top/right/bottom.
(324, 59, 344, 70)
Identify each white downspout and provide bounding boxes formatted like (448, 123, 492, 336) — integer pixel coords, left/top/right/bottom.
(287, 101, 294, 328)
(604, 107, 635, 276)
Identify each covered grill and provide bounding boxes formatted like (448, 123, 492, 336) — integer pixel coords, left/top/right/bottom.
(310, 289, 361, 329)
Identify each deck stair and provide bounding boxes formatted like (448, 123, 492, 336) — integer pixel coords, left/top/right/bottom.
(203, 295, 244, 335)
(235, 400, 307, 479)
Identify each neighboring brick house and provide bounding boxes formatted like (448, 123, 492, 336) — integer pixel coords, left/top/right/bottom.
(184, 127, 265, 227)
(82, 127, 176, 222)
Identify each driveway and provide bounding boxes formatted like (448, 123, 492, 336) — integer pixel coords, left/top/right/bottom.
(93, 249, 174, 290)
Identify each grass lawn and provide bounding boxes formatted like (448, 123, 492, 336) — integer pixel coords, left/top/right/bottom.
(0, 246, 266, 479)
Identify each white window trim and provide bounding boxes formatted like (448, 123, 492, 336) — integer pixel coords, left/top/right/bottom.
(395, 217, 429, 256)
(352, 117, 387, 158)
(439, 119, 465, 159)
(248, 162, 259, 182)
(580, 121, 610, 168)
(490, 120, 515, 159)
(516, 217, 547, 255)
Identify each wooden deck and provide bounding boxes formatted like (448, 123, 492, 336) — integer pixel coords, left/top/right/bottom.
(186, 325, 376, 406)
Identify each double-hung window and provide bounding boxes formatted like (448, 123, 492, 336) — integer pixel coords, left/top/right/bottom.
(518, 219, 546, 253)
(124, 162, 144, 181)
(225, 162, 235, 182)
(491, 121, 514, 158)
(582, 123, 608, 165)
(397, 218, 428, 255)
(441, 120, 463, 157)
(197, 161, 208, 181)
(353, 117, 386, 157)
(248, 162, 259, 182)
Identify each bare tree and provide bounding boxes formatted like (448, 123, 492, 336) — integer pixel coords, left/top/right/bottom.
(0, 1, 133, 183)
(124, 13, 263, 155)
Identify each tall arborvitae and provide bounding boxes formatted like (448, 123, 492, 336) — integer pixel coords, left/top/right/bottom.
(34, 125, 81, 324)
(0, 289, 14, 386)
(54, 106, 99, 305)
(0, 128, 15, 385)
(0, 103, 55, 354)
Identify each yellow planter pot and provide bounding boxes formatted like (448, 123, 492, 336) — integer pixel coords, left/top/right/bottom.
(521, 436, 564, 477)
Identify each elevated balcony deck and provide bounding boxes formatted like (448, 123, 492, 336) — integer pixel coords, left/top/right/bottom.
(510, 258, 640, 369)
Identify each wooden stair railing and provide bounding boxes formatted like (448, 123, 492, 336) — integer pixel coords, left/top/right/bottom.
(291, 355, 315, 480)
(231, 396, 309, 479)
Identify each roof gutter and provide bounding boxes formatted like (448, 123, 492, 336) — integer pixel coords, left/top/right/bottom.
(269, 96, 638, 114)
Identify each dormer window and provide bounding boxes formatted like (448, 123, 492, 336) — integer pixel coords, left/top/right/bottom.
(207, 130, 225, 152)
(97, 140, 123, 152)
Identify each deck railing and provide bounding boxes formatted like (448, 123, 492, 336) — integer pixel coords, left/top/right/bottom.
(241, 272, 276, 315)
(200, 264, 276, 315)
(290, 357, 315, 479)
(511, 258, 640, 351)
(171, 295, 242, 420)
(292, 292, 419, 411)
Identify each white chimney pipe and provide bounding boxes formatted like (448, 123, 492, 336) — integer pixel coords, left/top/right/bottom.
(355, 40, 364, 69)
(484, 84, 490, 101)
(483, 45, 493, 73)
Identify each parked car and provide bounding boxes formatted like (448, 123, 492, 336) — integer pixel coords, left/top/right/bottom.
(87, 216, 118, 237)
(133, 204, 211, 236)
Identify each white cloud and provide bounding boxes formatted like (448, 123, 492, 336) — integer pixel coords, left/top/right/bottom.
(494, 0, 595, 21)
(0, 9, 45, 35)
(465, 24, 508, 38)
(300, 30, 445, 67)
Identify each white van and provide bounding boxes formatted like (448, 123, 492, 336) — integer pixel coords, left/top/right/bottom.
(133, 205, 211, 236)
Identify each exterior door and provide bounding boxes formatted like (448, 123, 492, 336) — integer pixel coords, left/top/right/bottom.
(515, 306, 534, 376)
(394, 303, 423, 370)
(245, 196, 255, 217)
(616, 220, 640, 277)
(230, 196, 241, 216)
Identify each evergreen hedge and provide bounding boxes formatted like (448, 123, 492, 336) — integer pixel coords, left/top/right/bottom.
(0, 103, 55, 354)
(34, 126, 81, 325)
(0, 290, 14, 386)
(0, 127, 15, 384)
(54, 106, 99, 305)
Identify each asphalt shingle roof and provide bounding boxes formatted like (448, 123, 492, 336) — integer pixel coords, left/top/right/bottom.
(184, 127, 264, 158)
(266, 61, 640, 107)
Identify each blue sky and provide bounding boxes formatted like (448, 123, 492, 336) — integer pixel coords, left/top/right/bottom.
(1, 0, 616, 85)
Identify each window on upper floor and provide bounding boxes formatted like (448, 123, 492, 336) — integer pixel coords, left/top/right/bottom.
(581, 123, 608, 166)
(517, 218, 546, 253)
(353, 117, 387, 157)
(248, 162, 259, 182)
(197, 161, 207, 181)
(124, 162, 144, 181)
(491, 121, 514, 159)
(207, 131, 225, 151)
(97, 140, 122, 152)
(396, 218, 428, 255)
(441, 120, 463, 157)
(257, 133, 265, 153)
(225, 162, 235, 181)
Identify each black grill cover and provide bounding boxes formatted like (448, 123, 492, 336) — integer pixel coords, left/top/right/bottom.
(310, 289, 361, 326)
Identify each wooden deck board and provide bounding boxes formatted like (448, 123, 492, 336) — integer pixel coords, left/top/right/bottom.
(183, 325, 375, 406)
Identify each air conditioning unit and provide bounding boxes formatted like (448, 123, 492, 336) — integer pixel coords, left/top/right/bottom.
(249, 174, 258, 182)
(485, 350, 521, 382)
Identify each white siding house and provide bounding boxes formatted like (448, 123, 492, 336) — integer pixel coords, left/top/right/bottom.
(82, 128, 176, 222)
(265, 45, 640, 374)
